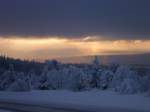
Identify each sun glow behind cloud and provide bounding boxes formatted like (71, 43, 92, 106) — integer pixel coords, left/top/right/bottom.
(0, 36, 150, 61)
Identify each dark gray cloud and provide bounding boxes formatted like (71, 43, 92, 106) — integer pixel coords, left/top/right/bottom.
(0, 0, 150, 40)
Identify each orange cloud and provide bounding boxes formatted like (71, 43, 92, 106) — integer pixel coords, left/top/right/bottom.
(0, 36, 150, 61)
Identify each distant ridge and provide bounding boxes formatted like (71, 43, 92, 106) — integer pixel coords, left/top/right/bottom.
(57, 53, 150, 65)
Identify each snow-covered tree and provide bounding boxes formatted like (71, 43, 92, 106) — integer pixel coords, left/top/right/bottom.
(0, 71, 14, 90)
(7, 72, 31, 91)
(45, 59, 61, 70)
(57, 66, 76, 90)
(140, 74, 150, 93)
(0, 55, 149, 94)
(38, 64, 50, 90)
(92, 56, 100, 67)
(0, 64, 16, 90)
(112, 65, 132, 90)
(112, 65, 141, 94)
(28, 70, 40, 90)
(118, 78, 140, 94)
(45, 69, 62, 89)
(99, 70, 114, 90)
(78, 71, 93, 90)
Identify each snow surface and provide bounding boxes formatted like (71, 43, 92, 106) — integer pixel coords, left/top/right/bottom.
(0, 90, 150, 111)
(0, 110, 11, 112)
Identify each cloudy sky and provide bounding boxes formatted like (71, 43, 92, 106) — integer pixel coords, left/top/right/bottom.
(0, 0, 150, 61)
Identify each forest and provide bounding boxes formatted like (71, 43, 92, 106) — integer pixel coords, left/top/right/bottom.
(0, 56, 150, 96)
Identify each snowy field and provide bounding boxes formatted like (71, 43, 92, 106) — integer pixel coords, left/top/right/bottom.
(0, 90, 150, 112)
(0, 57, 150, 112)
(0, 110, 11, 112)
